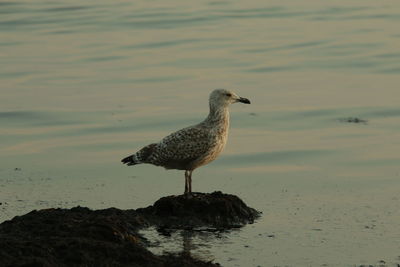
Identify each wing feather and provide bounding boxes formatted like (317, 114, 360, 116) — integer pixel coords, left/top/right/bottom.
(149, 126, 215, 167)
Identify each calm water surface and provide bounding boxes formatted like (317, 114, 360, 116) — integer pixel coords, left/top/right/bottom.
(1, 0, 400, 266)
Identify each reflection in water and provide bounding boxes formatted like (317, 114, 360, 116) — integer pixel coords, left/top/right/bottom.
(182, 231, 194, 258)
(141, 227, 228, 263)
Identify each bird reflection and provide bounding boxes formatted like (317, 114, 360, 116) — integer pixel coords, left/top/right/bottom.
(157, 228, 221, 262)
(182, 230, 194, 257)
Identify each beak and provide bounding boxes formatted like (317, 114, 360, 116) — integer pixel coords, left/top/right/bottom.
(237, 97, 251, 104)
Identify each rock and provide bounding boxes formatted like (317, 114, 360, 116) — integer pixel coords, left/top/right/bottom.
(138, 191, 260, 230)
(339, 117, 368, 124)
(0, 191, 259, 267)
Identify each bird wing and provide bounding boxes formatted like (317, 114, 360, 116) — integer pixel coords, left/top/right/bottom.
(151, 126, 215, 166)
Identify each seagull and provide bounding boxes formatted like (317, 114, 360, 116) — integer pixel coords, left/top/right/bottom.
(121, 89, 251, 195)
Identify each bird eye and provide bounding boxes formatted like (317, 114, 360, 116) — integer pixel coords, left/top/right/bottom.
(225, 93, 232, 97)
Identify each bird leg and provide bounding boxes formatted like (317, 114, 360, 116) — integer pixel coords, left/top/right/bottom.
(188, 170, 193, 194)
(184, 170, 189, 195)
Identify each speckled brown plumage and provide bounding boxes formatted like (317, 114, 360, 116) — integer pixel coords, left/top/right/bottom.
(122, 89, 250, 194)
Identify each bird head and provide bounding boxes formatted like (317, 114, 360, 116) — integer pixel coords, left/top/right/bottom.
(209, 89, 251, 109)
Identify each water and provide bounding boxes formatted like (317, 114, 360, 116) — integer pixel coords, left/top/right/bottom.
(1, 0, 400, 266)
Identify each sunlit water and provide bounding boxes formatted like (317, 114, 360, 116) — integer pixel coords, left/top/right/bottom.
(1, 0, 400, 266)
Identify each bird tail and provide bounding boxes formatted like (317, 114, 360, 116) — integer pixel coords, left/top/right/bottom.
(121, 143, 157, 166)
(121, 154, 140, 166)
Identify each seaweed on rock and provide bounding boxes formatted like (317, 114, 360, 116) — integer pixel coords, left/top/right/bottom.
(0, 191, 260, 267)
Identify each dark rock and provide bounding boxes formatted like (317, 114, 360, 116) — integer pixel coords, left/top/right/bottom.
(138, 191, 260, 230)
(0, 191, 258, 267)
(339, 117, 368, 124)
(0, 207, 160, 267)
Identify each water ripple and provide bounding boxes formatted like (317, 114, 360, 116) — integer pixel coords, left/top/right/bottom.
(218, 150, 331, 166)
(122, 38, 218, 50)
(247, 65, 297, 73)
(44, 6, 90, 13)
(242, 41, 328, 54)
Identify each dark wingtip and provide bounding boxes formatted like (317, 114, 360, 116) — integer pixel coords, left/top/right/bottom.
(121, 156, 132, 164)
